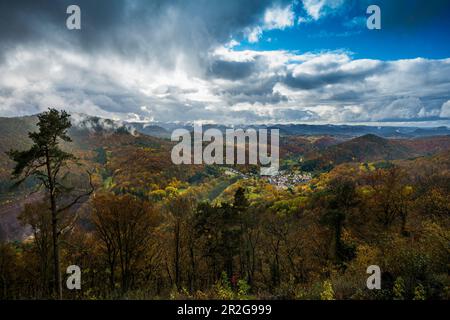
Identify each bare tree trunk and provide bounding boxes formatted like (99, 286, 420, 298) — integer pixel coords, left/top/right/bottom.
(46, 151, 62, 300)
(51, 202, 62, 300)
(174, 220, 180, 289)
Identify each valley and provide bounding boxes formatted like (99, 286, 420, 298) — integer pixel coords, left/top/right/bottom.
(0, 113, 449, 300)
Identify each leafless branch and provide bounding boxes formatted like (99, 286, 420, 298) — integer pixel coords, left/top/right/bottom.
(56, 170, 94, 214)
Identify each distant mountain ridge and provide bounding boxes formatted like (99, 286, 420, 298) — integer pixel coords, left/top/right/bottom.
(300, 133, 450, 171)
(1, 113, 449, 173)
(133, 122, 450, 139)
(2, 112, 450, 140)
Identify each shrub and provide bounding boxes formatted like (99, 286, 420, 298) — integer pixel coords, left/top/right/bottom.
(320, 280, 335, 300)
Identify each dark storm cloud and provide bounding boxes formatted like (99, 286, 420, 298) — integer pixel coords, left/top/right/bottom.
(207, 60, 256, 80)
(1, 1, 450, 125)
(214, 75, 287, 105)
(283, 61, 388, 90)
(0, 0, 284, 64)
(328, 90, 364, 102)
(218, 108, 319, 123)
(226, 90, 287, 105)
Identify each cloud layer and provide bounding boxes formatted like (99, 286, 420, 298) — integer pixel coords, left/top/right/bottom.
(0, 0, 449, 125)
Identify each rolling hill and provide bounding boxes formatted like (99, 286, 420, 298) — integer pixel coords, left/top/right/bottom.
(301, 134, 450, 171)
(1, 113, 450, 241)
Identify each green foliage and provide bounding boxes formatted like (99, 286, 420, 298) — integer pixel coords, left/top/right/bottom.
(393, 277, 405, 300)
(214, 272, 234, 300)
(413, 284, 426, 300)
(320, 280, 335, 300)
(8, 108, 75, 183)
(149, 189, 166, 201)
(206, 176, 238, 201)
(94, 147, 107, 165)
(237, 279, 251, 299)
(103, 176, 114, 190)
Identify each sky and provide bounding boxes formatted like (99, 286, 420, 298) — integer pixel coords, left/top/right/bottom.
(0, 0, 450, 126)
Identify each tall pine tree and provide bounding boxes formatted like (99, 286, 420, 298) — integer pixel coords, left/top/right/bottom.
(8, 108, 92, 299)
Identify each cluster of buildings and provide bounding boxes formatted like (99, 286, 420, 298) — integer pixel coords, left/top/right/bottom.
(223, 167, 312, 189)
(264, 171, 312, 189)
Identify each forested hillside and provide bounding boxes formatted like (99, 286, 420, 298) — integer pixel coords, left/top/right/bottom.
(0, 114, 449, 300)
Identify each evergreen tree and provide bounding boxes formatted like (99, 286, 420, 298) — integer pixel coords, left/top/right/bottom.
(8, 108, 92, 299)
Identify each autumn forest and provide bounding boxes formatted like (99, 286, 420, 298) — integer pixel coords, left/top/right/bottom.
(0, 109, 449, 300)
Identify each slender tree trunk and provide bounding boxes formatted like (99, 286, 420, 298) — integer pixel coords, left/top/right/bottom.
(174, 220, 180, 289)
(46, 151, 62, 300)
(50, 191, 62, 299)
(50, 190, 62, 299)
(334, 221, 342, 262)
(107, 249, 115, 292)
(400, 209, 408, 236)
(189, 244, 195, 292)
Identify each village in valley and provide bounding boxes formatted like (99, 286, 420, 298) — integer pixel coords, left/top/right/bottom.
(223, 167, 312, 189)
(263, 170, 312, 189)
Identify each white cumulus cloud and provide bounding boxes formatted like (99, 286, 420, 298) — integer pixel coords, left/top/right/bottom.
(440, 100, 450, 118)
(301, 0, 345, 20)
(246, 3, 296, 43)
